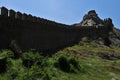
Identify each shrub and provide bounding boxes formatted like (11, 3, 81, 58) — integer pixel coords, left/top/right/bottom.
(69, 58, 79, 70)
(22, 51, 44, 68)
(0, 50, 14, 59)
(0, 58, 7, 73)
(57, 56, 70, 72)
(55, 55, 82, 73)
(0, 50, 14, 73)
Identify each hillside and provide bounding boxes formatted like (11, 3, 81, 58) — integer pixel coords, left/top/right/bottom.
(0, 43, 120, 80)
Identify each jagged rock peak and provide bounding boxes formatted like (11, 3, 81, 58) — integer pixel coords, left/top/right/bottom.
(75, 10, 104, 27)
(88, 10, 96, 14)
(83, 10, 98, 20)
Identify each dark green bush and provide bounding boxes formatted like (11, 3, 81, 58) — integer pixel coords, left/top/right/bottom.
(22, 51, 43, 68)
(57, 56, 70, 72)
(22, 59, 34, 68)
(55, 55, 81, 73)
(0, 58, 7, 73)
(69, 58, 79, 70)
(42, 73, 51, 80)
(0, 50, 14, 73)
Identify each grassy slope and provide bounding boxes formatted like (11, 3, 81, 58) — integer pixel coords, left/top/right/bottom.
(0, 44, 120, 80)
(55, 45, 120, 80)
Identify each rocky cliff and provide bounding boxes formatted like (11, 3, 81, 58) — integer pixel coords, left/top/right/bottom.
(74, 10, 120, 47)
(74, 10, 104, 27)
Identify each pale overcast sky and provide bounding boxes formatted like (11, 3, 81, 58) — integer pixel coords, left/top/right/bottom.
(0, 0, 120, 28)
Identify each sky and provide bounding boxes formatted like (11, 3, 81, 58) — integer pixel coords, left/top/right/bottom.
(0, 0, 120, 28)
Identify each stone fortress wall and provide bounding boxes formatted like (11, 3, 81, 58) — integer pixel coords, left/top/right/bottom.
(0, 6, 68, 26)
(0, 7, 110, 52)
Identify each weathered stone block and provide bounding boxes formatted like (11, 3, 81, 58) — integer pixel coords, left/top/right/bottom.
(33, 16, 37, 22)
(0, 7, 8, 16)
(37, 17, 41, 22)
(27, 14, 33, 21)
(9, 9, 16, 18)
(15, 12, 22, 19)
(22, 13, 28, 20)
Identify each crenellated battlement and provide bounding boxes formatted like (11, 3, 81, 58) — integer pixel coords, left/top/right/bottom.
(0, 6, 40, 22)
(0, 6, 68, 27)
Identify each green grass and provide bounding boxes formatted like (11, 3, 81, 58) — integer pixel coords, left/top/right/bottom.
(0, 44, 120, 80)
